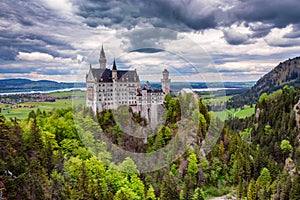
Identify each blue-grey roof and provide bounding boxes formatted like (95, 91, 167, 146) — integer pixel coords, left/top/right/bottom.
(89, 68, 139, 83)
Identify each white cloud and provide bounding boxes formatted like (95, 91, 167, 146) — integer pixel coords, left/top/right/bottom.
(17, 52, 54, 61)
(43, 0, 74, 15)
(265, 25, 300, 47)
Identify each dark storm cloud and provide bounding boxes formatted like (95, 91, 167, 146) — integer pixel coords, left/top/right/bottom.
(0, 34, 72, 61)
(248, 23, 275, 38)
(266, 39, 300, 48)
(1, 0, 300, 81)
(0, 0, 75, 61)
(121, 28, 178, 51)
(1, 0, 300, 62)
(72, 0, 300, 47)
(0, 0, 53, 27)
(73, 0, 221, 31)
(130, 48, 164, 53)
(74, 0, 300, 32)
(231, 0, 300, 28)
(222, 30, 251, 45)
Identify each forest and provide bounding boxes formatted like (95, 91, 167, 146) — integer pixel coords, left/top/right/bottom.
(1, 88, 300, 199)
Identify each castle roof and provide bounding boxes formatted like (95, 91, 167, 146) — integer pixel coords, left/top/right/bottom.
(89, 68, 139, 83)
(141, 87, 163, 93)
(90, 68, 111, 82)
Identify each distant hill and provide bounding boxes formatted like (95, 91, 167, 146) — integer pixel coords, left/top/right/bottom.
(228, 56, 300, 108)
(0, 78, 85, 93)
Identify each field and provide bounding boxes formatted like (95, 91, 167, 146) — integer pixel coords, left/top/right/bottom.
(212, 105, 255, 120)
(1, 90, 255, 121)
(0, 91, 86, 120)
(201, 93, 255, 120)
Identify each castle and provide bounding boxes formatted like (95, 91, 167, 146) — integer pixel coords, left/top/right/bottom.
(86, 46, 171, 124)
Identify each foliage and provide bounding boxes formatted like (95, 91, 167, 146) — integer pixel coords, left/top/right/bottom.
(280, 139, 293, 154)
(1, 86, 300, 199)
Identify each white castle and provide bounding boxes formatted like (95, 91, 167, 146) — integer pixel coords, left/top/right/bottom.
(86, 46, 171, 123)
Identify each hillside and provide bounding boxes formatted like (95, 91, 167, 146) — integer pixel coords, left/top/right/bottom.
(1, 87, 300, 199)
(228, 56, 300, 109)
(0, 78, 85, 93)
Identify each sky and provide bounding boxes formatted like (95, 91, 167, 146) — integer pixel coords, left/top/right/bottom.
(1, 0, 300, 82)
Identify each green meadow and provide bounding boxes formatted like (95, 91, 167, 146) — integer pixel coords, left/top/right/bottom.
(212, 105, 255, 120)
(0, 90, 255, 121)
(0, 91, 86, 120)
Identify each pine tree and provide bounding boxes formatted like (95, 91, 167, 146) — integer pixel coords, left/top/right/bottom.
(290, 174, 300, 200)
(247, 179, 257, 200)
(160, 176, 179, 200)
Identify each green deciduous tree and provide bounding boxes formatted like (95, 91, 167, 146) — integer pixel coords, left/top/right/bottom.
(280, 139, 293, 158)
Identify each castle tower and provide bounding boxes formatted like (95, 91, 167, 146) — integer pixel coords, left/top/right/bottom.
(161, 69, 171, 93)
(99, 45, 106, 69)
(145, 81, 151, 90)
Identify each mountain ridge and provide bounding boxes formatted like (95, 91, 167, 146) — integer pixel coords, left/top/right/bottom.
(228, 56, 300, 108)
(0, 78, 85, 93)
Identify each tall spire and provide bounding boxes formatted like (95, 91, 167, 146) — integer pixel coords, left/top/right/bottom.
(112, 59, 117, 71)
(99, 44, 106, 69)
(112, 59, 117, 80)
(100, 44, 105, 58)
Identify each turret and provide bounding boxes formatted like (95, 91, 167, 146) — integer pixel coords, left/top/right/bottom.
(161, 69, 171, 93)
(145, 81, 151, 90)
(99, 44, 106, 69)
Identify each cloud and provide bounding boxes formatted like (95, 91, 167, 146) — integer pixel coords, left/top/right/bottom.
(17, 52, 54, 61)
(265, 25, 300, 47)
(248, 22, 275, 38)
(0, 0, 79, 62)
(283, 24, 300, 39)
(43, 0, 74, 15)
(120, 27, 178, 51)
(130, 48, 164, 53)
(229, 0, 300, 28)
(223, 29, 251, 45)
(1, 0, 300, 82)
(71, 0, 300, 39)
(73, 0, 223, 31)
